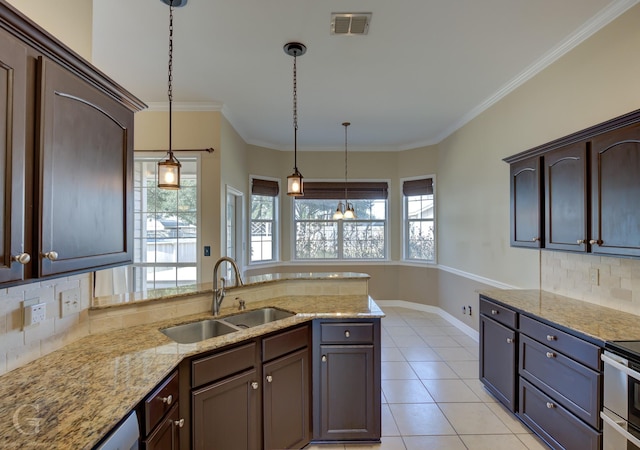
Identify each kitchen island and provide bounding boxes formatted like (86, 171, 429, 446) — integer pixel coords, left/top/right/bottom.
(0, 273, 383, 449)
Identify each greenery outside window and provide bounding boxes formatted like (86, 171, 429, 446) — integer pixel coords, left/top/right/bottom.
(294, 182, 388, 260)
(403, 176, 435, 262)
(132, 155, 198, 290)
(250, 177, 279, 263)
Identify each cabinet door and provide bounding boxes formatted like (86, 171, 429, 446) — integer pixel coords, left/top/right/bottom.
(36, 58, 133, 277)
(544, 143, 588, 252)
(316, 345, 379, 441)
(144, 402, 181, 450)
(590, 122, 640, 257)
(480, 315, 517, 412)
(263, 348, 310, 450)
(192, 369, 260, 450)
(0, 29, 27, 283)
(510, 157, 542, 248)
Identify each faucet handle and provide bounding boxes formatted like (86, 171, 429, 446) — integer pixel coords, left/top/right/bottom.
(237, 297, 246, 311)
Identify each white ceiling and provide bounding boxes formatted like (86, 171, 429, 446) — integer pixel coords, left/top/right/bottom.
(92, 0, 637, 151)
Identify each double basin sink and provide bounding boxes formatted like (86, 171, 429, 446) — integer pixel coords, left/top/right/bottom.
(160, 307, 295, 344)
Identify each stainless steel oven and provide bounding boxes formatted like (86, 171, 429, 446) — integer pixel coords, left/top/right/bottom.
(602, 345, 640, 450)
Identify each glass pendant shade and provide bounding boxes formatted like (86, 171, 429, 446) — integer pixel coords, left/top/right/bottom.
(158, 152, 181, 189)
(287, 169, 304, 196)
(333, 202, 344, 220)
(344, 203, 356, 219)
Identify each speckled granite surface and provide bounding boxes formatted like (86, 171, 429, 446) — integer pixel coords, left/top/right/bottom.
(479, 289, 640, 344)
(0, 294, 383, 449)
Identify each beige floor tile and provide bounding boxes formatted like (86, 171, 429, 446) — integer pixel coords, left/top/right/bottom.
(462, 379, 499, 403)
(412, 326, 451, 337)
(391, 335, 428, 348)
(304, 445, 345, 450)
(438, 403, 511, 435)
(381, 347, 406, 362)
(460, 434, 529, 449)
(517, 433, 550, 449)
(451, 335, 478, 347)
(434, 347, 477, 362)
(382, 379, 435, 403)
(487, 402, 532, 434)
(446, 360, 479, 379)
(399, 346, 441, 361)
(422, 379, 482, 403)
(389, 403, 456, 435)
(343, 436, 407, 450)
(385, 326, 419, 337)
(381, 317, 409, 326)
(420, 335, 461, 347)
(381, 334, 398, 348)
(410, 361, 459, 379)
(381, 361, 418, 380)
(381, 404, 401, 436)
(403, 435, 467, 450)
(404, 318, 435, 327)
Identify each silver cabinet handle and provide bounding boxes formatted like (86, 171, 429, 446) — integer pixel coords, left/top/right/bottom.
(546, 402, 555, 409)
(491, 309, 498, 315)
(174, 418, 184, 428)
(506, 338, 514, 344)
(321, 355, 327, 362)
(251, 381, 259, 390)
(345, 330, 350, 338)
(546, 352, 556, 358)
(577, 239, 585, 244)
(546, 335, 557, 341)
(42, 251, 58, 261)
(160, 394, 173, 405)
(13, 253, 31, 264)
(266, 375, 273, 383)
(589, 239, 603, 246)
(532, 237, 540, 242)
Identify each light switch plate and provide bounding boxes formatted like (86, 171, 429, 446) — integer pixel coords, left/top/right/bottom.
(23, 298, 46, 328)
(589, 268, 599, 285)
(60, 287, 81, 317)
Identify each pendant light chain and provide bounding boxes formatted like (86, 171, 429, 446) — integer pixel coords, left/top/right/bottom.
(344, 123, 349, 202)
(168, 2, 174, 155)
(292, 52, 298, 169)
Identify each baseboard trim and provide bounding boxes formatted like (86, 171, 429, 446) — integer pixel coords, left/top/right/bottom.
(377, 300, 479, 342)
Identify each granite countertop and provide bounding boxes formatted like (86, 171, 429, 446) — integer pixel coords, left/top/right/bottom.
(479, 289, 640, 344)
(0, 294, 383, 449)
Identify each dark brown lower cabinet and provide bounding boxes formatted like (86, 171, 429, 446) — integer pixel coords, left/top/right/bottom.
(192, 369, 260, 450)
(313, 319, 381, 443)
(479, 315, 517, 412)
(263, 348, 310, 449)
(144, 403, 181, 450)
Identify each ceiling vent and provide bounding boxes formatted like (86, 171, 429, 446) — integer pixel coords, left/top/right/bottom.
(331, 13, 372, 35)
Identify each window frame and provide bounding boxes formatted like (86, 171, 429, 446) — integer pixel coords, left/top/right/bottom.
(402, 175, 436, 264)
(291, 180, 389, 262)
(249, 175, 280, 265)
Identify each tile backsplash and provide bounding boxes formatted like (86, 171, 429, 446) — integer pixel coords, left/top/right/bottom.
(541, 251, 640, 315)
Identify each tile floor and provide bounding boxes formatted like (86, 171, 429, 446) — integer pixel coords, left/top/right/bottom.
(306, 306, 550, 450)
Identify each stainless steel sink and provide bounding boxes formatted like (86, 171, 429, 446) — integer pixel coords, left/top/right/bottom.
(220, 307, 295, 329)
(160, 319, 238, 344)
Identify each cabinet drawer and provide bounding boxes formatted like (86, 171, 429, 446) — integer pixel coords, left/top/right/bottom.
(518, 378, 601, 450)
(520, 315, 600, 370)
(263, 324, 309, 362)
(143, 402, 180, 450)
(192, 341, 256, 388)
(320, 322, 373, 344)
(479, 297, 517, 329)
(144, 371, 179, 435)
(519, 335, 601, 428)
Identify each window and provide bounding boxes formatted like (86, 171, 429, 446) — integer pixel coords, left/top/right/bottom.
(403, 177, 435, 262)
(250, 178, 279, 263)
(132, 155, 198, 290)
(294, 182, 388, 260)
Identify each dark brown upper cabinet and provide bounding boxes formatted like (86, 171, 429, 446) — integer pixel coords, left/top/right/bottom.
(0, 2, 144, 285)
(544, 143, 588, 252)
(510, 157, 542, 248)
(506, 109, 640, 258)
(590, 122, 640, 257)
(0, 28, 28, 283)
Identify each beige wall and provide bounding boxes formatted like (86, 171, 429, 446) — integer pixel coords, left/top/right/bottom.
(7, 0, 92, 61)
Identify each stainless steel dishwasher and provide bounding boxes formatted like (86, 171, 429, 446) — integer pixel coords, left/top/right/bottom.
(94, 411, 139, 450)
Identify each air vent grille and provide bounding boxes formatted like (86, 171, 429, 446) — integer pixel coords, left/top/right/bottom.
(331, 13, 372, 35)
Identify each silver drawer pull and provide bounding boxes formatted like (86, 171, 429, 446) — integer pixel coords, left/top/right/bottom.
(42, 251, 59, 261)
(546, 352, 556, 358)
(577, 239, 585, 244)
(174, 418, 184, 428)
(266, 375, 273, 383)
(251, 381, 259, 390)
(546, 402, 555, 409)
(506, 338, 514, 344)
(345, 330, 350, 338)
(546, 335, 557, 341)
(491, 309, 499, 315)
(160, 394, 173, 405)
(321, 355, 327, 362)
(13, 253, 31, 264)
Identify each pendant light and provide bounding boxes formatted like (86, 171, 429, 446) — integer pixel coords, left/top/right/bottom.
(158, 0, 185, 190)
(333, 122, 356, 220)
(284, 42, 306, 196)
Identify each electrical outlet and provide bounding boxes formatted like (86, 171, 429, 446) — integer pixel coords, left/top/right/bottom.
(60, 287, 81, 317)
(590, 268, 599, 285)
(462, 306, 466, 315)
(468, 305, 473, 316)
(23, 299, 46, 328)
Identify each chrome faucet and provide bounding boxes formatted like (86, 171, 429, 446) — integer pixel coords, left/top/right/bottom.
(212, 256, 244, 316)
